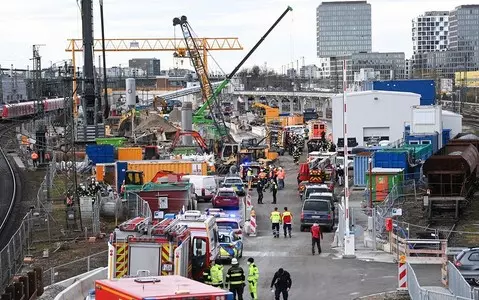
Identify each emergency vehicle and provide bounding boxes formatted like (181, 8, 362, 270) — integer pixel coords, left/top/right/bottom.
(107, 217, 192, 279)
(175, 210, 220, 280)
(95, 275, 234, 300)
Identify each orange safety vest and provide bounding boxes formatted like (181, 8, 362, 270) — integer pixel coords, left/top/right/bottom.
(31, 152, 38, 160)
(277, 170, 285, 180)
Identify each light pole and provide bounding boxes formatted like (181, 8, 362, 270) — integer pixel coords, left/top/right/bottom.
(342, 59, 355, 258)
(369, 157, 373, 210)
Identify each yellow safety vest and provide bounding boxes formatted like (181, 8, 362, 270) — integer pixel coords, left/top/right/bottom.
(270, 211, 281, 223)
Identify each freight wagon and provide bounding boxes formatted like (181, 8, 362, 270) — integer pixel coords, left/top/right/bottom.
(422, 144, 479, 220)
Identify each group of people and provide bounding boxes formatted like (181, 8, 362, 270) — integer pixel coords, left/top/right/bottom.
(270, 207, 293, 238)
(254, 166, 286, 205)
(203, 257, 292, 300)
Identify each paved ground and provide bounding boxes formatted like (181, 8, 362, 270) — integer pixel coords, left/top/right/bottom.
(199, 154, 443, 299)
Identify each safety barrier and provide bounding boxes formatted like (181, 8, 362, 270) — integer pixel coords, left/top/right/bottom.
(446, 261, 474, 299)
(53, 267, 107, 300)
(389, 232, 447, 264)
(249, 209, 257, 237)
(398, 256, 407, 290)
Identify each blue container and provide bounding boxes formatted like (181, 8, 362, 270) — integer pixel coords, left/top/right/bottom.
(354, 154, 373, 187)
(116, 161, 128, 193)
(86, 144, 115, 164)
(405, 133, 439, 153)
(374, 151, 408, 169)
(372, 79, 436, 106)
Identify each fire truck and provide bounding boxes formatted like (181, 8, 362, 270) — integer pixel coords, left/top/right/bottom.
(108, 211, 219, 281)
(107, 217, 192, 279)
(95, 275, 234, 299)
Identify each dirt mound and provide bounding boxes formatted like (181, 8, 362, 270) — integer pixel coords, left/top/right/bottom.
(135, 113, 178, 134)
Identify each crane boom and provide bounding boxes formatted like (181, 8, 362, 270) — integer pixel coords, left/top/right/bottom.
(193, 6, 293, 126)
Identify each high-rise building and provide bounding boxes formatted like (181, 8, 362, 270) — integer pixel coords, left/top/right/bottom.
(128, 58, 161, 76)
(411, 5, 479, 79)
(316, 1, 372, 57)
(449, 5, 479, 52)
(412, 11, 449, 55)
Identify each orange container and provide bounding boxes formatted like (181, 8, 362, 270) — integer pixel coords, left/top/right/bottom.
(118, 147, 143, 161)
(127, 160, 208, 182)
(96, 164, 105, 182)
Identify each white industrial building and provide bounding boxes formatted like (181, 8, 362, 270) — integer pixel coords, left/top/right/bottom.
(332, 90, 421, 146)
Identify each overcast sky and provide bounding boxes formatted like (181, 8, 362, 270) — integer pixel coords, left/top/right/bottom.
(0, 0, 470, 74)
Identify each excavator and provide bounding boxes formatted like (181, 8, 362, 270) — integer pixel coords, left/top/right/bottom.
(173, 6, 293, 171)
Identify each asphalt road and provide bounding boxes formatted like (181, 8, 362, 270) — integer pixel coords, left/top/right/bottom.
(199, 154, 443, 299)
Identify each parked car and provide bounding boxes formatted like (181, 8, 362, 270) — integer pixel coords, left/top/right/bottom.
(212, 188, 240, 209)
(205, 208, 244, 236)
(301, 184, 334, 201)
(218, 228, 243, 261)
(300, 199, 335, 232)
(222, 176, 246, 196)
(307, 192, 337, 206)
(454, 248, 479, 285)
(182, 175, 217, 202)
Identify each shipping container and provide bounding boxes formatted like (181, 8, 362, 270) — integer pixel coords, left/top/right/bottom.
(442, 129, 452, 148)
(86, 144, 115, 164)
(372, 79, 435, 106)
(365, 168, 404, 202)
(374, 151, 408, 170)
(354, 153, 374, 187)
(95, 137, 127, 148)
(95, 163, 117, 186)
(117, 147, 143, 161)
(125, 182, 195, 214)
(127, 160, 208, 182)
(405, 132, 439, 153)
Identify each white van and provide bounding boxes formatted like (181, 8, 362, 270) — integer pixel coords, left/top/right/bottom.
(182, 175, 217, 202)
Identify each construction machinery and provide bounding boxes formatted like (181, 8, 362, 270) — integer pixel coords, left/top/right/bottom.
(169, 130, 209, 154)
(173, 6, 293, 144)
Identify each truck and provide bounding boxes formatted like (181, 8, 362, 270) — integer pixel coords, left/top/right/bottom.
(107, 217, 192, 279)
(95, 275, 234, 300)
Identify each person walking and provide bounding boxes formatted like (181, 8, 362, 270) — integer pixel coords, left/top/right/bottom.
(210, 260, 224, 288)
(226, 258, 245, 300)
(247, 257, 259, 300)
(311, 223, 323, 255)
(270, 268, 292, 300)
(271, 179, 278, 204)
(281, 207, 292, 238)
(270, 207, 281, 238)
(256, 180, 264, 204)
(277, 167, 285, 190)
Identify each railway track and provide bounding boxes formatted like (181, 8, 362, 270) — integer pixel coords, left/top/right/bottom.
(0, 122, 20, 241)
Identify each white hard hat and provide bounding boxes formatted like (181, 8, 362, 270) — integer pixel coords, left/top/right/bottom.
(313, 223, 319, 227)
(231, 258, 239, 265)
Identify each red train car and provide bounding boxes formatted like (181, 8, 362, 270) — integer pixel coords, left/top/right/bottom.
(1, 98, 65, 119)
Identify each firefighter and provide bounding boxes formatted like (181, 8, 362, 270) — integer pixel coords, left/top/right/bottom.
(271, 179, 278, 204)
(203, 264, 213, 285)
(292, 146, 300, 165)
(31, 151, 39, 167)
(247, 257, 259, 300)
(270, 207, 281, 238)
(226, 258, 245, 300)
(256, 179, 264, 204)
(282, 207, 292, 238)
(210, 260, 224, 288)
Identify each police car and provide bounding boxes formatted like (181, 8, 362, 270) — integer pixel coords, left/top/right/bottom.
(221, 176, 246, 196)
(218, 227, 243, 261)
(205, 208, 244, 238)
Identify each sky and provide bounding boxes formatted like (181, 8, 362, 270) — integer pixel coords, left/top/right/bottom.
(0, 0, 471, 74)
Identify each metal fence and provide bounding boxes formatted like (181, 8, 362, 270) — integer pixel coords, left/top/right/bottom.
(407, 263, 472, 300)
(42, 250, 108, 286)
(448, 261, 474, 299)
(0, 212, 33, 291)
(122, 192, 153, 220)
(375, 180, 416, 236)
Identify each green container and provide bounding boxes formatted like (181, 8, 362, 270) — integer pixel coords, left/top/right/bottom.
(96, 137, 127, 148)
(382, 143, 433, 162)
(365, 168, 404, 202)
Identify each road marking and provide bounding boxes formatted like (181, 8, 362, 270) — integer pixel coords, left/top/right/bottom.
(242, 251, 332, 258)
(349, 292, 360, 296)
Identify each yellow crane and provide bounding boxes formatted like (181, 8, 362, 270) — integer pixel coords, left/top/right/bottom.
(65, 37, 243, 116)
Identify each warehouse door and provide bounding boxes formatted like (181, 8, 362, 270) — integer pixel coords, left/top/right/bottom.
(363, 127, 390, 144)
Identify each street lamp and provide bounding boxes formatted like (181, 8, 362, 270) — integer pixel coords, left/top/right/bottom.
(368, 157, 373, 210)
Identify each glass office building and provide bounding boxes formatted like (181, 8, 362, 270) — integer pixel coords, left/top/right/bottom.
(316, 1, 372, 57)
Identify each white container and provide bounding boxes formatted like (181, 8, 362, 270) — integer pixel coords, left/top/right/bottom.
(125, 78, 136, 107)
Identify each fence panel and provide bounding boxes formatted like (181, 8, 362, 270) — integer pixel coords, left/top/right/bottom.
(448, 261, 473, 299)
